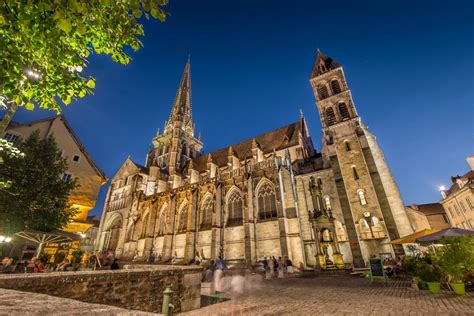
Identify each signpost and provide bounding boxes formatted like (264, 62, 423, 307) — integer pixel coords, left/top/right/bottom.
(369, 258, 387, 284)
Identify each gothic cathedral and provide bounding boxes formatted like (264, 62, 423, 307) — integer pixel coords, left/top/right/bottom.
(96, 51, 413, 269)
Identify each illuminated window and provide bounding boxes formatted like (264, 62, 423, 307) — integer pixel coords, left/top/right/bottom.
(358, 190, 367, 205)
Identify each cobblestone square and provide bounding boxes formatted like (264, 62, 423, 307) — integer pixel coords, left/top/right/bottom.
(181, 275, 473, 316)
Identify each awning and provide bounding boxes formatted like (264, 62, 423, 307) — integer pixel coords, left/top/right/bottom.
(416, 227, 474, 243)
(15, 229, 81, 244)
(390, 229, 440, 245)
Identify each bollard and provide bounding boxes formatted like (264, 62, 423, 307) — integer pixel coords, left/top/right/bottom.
(162, 286, 174, 315)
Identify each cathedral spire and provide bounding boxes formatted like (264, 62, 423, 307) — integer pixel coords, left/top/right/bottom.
(165, 58, 193, 134)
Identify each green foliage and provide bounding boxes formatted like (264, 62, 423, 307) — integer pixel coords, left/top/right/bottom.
(71, 249, 84, 263)
(0, 131, 77, 234)
(0, 138, 24, 189)
(416, 262, 442, 282)
(0, 0, 168, 112)
(54, 252, 66, 264)
(438, 236, 474, 283)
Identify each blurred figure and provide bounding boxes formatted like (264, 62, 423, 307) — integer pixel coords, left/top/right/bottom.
(277, 256, 285, 278)
(213, 257, 226, 303)
(111, 258, 120, 270)
(1, 257, 13, 273)
(27, 257, 38, 273)
(285, 256, 294, 275)
(204, 260, 215, 282)
(269, 256, 275, 278)
(56, 258, 72, 272)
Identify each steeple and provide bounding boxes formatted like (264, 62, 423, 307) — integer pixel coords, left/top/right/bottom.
(310, 50, 342, 79)
(164, 58, 194, 136)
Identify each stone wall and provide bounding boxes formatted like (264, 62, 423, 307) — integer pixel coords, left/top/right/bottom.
(0, 265, 201, 314)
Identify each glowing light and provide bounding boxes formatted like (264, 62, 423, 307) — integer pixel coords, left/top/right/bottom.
(439, 185, 446, 191)
(0, 236, 5, 242)
(5, 237, 11, 243)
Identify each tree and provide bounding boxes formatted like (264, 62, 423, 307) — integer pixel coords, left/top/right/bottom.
(0, 138, 24, 190)
(0, 0, 168, 133)
(0, 131, 77, 234)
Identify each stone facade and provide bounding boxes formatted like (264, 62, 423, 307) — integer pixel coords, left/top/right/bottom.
(0, 265, 201, 313)
(96, 51, 413, 269)
(439, 156, 474, 229)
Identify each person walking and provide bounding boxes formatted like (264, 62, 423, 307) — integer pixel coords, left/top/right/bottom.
(269, 256, 275, 278)
(285, 256, 294, 275)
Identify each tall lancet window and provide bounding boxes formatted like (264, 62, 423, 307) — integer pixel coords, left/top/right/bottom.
(258, 183, 277, 221)
(178, 205, 188, 233)
(227, 191, 243, 227)
(200, 198, 213, 230)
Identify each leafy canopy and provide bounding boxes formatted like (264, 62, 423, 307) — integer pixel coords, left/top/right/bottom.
(0, 138, 24, 190)
(0, 0, 168, 112)
(0, 131, 77, 234)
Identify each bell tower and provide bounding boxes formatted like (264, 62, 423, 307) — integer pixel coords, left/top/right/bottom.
(310, 50, 413, 267)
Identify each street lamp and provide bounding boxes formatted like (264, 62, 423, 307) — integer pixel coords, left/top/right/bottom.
(0, 236, 12, 243)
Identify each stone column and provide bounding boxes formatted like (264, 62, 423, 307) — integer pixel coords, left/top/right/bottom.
(184, 189, 199, 262)
(162, 194, 177, 261)
(211, 183, 223, 259)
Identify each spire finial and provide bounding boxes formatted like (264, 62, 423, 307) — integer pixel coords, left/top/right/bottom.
(300, 109, 304, 119)
(187, 54, 191, 64)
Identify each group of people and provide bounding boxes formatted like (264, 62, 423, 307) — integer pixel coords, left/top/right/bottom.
(262, 256, 294, 279)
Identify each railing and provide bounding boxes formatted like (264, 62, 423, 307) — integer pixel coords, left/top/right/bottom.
(107, 196, 133, 212)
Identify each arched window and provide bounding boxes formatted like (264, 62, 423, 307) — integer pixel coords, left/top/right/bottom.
(317, 178, 323, 187)
(325, 107, 336, 126)
(358, 218, 371, 239)
(227, 191, 243, 226)
(338, 102, 350, 120)
(318, 85, 329, 99)
(344, 140, 351, 152)
(352, 166, 359, 180)
(200, 198, 213, 230)
(335, 221, 348, 242)
(157, 212, 167, 236)
(331, 80, 341, 94)
(258, 183, 277, 221)
(324, 196, 331, 210)
(371, 217, 385, 238)
(178, 206, 188, 233)
(358, 190, 367, 205)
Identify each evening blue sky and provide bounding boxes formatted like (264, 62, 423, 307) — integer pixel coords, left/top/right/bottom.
(9, 0, 474, 216)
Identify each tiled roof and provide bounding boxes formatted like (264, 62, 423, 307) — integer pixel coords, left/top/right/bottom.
(407, 203, 446, 216)
(310, 50, 342, 79)
(194, 121, 302, 171)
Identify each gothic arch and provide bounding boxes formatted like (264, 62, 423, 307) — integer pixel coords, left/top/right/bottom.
(256, 178, 277, 221)
(200, 193, 214, 230)
(225, 186, 243, 227)
(104, 212, 123, 231)
(176, 200, 189, 233)
(157, 203, 168, 236)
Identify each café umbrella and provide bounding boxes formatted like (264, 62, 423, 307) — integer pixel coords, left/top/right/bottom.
(416, 227, 474, 243)
(15, 229, 81, 256)
(390, 228, 440, 245)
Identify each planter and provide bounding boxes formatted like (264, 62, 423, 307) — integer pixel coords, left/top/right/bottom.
(426, 282, 441, 294)
(450, 282, 465, 295)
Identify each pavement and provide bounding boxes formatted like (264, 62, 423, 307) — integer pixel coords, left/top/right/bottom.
(180, 274, 474, 316)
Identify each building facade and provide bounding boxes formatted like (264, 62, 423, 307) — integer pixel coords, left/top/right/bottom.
(439, 157, 474, 229)
(405, 203, 451, 231)
(96, 52, 413, 268)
